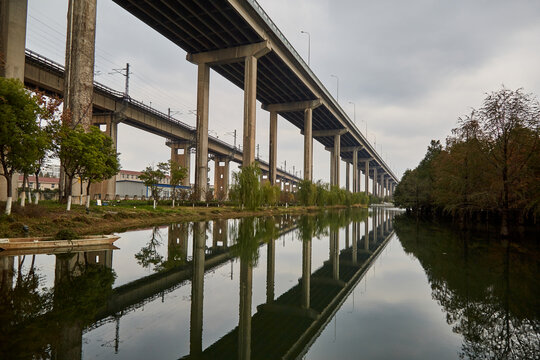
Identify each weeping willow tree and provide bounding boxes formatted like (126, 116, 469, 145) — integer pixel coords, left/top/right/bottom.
(230, 163, 262, 210)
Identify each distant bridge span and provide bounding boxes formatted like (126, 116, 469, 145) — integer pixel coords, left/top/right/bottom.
(24, 49, 301, 192)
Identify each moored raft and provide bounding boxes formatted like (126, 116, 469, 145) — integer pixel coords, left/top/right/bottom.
(0, 234, 120, 251)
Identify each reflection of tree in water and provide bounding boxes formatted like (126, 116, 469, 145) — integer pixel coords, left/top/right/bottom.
(230, 217, 278, 265)
(0, 255, 51, 359)
(395, 217, 539, 359)
(297, 208, 369, 241)
(0, 253, 116, 359)
(135, 226, 165, 270)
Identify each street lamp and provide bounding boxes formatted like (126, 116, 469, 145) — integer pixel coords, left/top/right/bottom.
(348, 101, 356, 124)
(300, 30, 310, 66)
(330, 74, 339, 102)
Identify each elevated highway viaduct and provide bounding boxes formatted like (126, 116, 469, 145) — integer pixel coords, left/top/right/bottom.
(1, 0, 398, 201)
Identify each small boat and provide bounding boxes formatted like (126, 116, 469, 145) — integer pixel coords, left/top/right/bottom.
(0, 234, 120, 252)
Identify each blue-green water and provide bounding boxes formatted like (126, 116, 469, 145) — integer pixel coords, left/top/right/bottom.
(0, 208, 538, 359)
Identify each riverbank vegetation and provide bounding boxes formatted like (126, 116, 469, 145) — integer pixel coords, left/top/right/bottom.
(0, 199, 362, 239)
(394, 87, 539, 235)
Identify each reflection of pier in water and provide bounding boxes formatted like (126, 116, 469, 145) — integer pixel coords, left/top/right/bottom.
(89, 216, 299, 333)
(0, 209, 396, 359)
(183, 208, 396, 360)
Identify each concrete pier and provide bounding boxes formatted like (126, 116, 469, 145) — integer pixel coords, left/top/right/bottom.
(269, 111, 277, 185)
(63, 0, 97, 130)
(364, 160, 370, 196)
(195, 63, 210, 201)
(266, 238, 275, 303)
(372, 167, 378, 197)
(190, 222, 206, 357)
(243, 55, 257, 167)
(302, 239, 311, 309)
(303, 107, 313, 181)
(352, 150, 358, 192)
(90, 113, 118, 199)
(0, 0, 27, 201)
(169, 140, 192, 187)
(214, 156, 229, 200)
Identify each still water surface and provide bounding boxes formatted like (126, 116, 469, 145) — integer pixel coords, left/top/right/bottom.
(0, 208, 538, 359)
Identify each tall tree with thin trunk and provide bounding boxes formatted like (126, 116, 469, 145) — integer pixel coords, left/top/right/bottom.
(53, 124, 86, 211)
(475, 88, 539, 235)
(168, 160, 187, 207)
(0, 78, 42, 215)
(139, 162, 169, 209)
(79, 126, 121, 210)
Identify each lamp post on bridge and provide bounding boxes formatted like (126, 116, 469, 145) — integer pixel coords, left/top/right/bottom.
(348, 101, 356, 124)
(330, 74, 339, 102)
(300, 30, 310, 66)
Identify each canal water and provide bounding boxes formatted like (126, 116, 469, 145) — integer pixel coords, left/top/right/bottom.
(0, 208, 538, 359)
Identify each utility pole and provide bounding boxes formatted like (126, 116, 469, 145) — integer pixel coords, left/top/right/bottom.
(111, 63, 131, 98)
(124, 63, 130, 97)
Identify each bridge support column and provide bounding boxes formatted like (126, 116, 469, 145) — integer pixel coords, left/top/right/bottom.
(190, 221, 206, 357)
(0, 0, 27, 202)
(263, 99, 320, 182)
(169, 140, 191, 187)
(269, 111, 277, 185)
(380, 173, 386, 197)
(301, 239, 311, 309)
(212, 219, 228, 248)
(372, 167, 378, 197)
(303, 107, 313, 181)
(214, 156, 229, 200)
(90, 114, 118, 200)
(352, 150, 358, 192)
(187, 41, 270, 170)
(330, 229, 339, 280)
(334, 134, 341, 187)
(266, 238, 275, 303)
(284, 181, 291, 193)
(243, 55, 257, 166)
(364, 218, 369, 251)
(0, 257, 14, 292)
(345, 163, 350, 191)
(63, 0, 97, 130)
(352, 222, 358, 263)
(0, 0, 27, 80)
(372, 208, 377, 243)
(195, 63, 210, 201)
(169, 223, 189, 262)
(364, 160, 370, 196)
(239, 250, 253, 360)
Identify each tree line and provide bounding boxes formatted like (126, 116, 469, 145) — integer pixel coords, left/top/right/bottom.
(394, 87, 540, 235)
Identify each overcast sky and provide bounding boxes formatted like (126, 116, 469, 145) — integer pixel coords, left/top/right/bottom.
(26, 0, 540, 186)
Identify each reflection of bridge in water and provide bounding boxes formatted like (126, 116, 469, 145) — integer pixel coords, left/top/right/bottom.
(182, 208, 396, 359)
(0, 209, 396, 359)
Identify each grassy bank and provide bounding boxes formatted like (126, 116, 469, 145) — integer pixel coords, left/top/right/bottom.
(0, 200, 365, 238)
